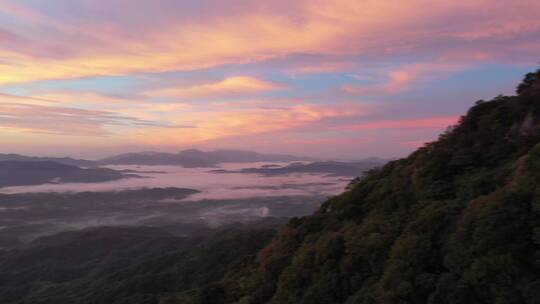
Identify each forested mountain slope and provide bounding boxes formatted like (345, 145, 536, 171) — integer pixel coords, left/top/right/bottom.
(190, 71, 540, 304)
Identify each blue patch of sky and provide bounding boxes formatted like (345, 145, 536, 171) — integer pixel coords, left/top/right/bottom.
(3, 75, 140, 97)
(438, 64, 534, 96)
(368, 63, 537, 118)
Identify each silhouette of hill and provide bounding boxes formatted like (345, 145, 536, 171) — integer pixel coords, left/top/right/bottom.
(0, 161, 138, 188)
(99, 149, 311, 167)
(0, 153, 95, 167)
(211, 160, 387, 177)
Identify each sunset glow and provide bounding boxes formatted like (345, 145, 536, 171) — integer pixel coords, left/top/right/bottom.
(1, 0, 539, 158)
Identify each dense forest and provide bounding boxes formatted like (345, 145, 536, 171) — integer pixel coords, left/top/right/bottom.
(1, 70, 539, 304)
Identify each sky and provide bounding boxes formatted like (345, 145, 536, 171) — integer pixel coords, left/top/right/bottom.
(0, 0, 539, 159)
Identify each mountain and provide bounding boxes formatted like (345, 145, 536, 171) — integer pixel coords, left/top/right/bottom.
(0, 161, 138, 188)
(211, 160, 387, 177)
(193, 69, 540, 304)
(100, 149, 311, 167)
(0, 70, 539, 304)
(0, 149, 311, 168)
(0, 153, 95, 167)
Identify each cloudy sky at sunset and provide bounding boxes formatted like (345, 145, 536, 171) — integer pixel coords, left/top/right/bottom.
(0, 0, 539, 159)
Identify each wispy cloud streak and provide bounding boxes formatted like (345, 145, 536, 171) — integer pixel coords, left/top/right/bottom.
(0, 93, 188, 136)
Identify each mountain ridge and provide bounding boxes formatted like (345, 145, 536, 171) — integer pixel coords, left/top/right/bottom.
(0, 149, 389, 168)
(0, 149, 314, 168)
(99, 149, 312, 167)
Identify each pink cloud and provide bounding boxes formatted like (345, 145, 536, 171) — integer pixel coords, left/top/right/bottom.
(129, 102, 367, 146)
(0, 93, 175, 136)
(0, 1, 538, 158)
(336, 116, 459, 131)
(0, 0, 42, 23)
(400, 140, 431, 148)
(278, 136, 373, 147)
(0, 1, 538, 84)
(146, 76, 283, 100)
(343, 62, 468, 95)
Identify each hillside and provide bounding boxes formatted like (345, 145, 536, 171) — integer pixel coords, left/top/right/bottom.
(185, 70, 540, 303)
(0, 226, 277, 304)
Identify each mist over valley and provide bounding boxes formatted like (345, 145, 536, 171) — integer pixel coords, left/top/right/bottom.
(0, 155, 384, 249)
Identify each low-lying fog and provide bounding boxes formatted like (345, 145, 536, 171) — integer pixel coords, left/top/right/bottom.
(0, 162, 353, 247)
(0, 162, 349, 199)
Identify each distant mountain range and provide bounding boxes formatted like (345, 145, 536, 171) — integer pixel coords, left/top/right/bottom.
(0, 150, 387, 189)
(0, 149, 312, 168)
(99, 149, 311, 167)
(0, 153, 95, 167)
(0, 150, 392, 169)
(210, 160, 387, 177)
(0, 161, 139, 188)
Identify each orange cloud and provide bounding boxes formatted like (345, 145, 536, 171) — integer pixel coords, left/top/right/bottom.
(9, 86, 367, 148)
(343, 63, 467, 95)
(146, 76, 282, 99)
(0, 0, 538, 85)
(129, 103, 366, 146)
(0, 93, 176, 136)
(0, 102, 111, 136)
